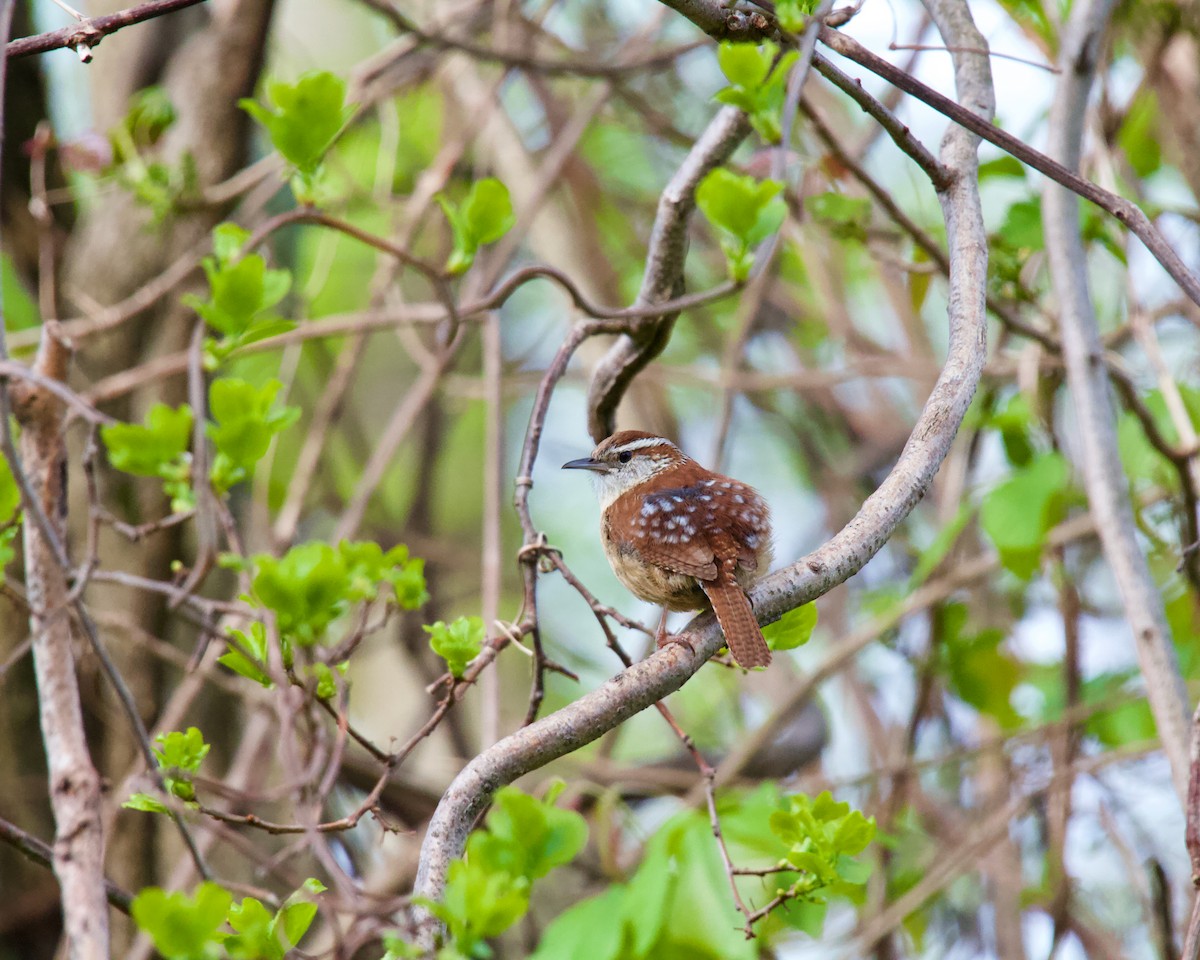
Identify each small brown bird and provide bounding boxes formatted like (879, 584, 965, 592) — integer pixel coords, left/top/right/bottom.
(563, 430, 774, 668)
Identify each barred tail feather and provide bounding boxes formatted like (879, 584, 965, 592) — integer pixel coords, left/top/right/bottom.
(701, 577, 771, 669)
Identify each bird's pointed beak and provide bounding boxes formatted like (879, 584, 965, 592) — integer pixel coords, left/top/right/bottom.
(562, 457, 609, 473)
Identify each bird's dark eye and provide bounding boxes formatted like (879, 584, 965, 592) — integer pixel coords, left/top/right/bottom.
(618, 451, 632, 463)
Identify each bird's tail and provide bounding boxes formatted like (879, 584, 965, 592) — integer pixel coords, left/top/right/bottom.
(701, 575, 771, 669)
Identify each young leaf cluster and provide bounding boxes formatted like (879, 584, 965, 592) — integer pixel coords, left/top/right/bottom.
(183, 224, 295, 366)
(123, 726, 210, 814)
(415, 785, 587, 958)
(768, 790, 876, 904)
(208, 379, 300, 492)
(436, 177, 515, 275)
(714, 42, 799, 144)
(101, 375, 298, 510)
(424, 616, 485, 678)
(131, 877, 325, 960)
(108, 86, 198, 220)
(241, 72, 354, 202)
(100, 402, 194, 512)
(534, 812, 753, 960)
(218, 541, 428, 684)
(696, 168, 787, 281)
(534, 784, 874, 960)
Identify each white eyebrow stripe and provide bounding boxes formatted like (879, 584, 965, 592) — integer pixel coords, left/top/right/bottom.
(609, 436, 678, 455)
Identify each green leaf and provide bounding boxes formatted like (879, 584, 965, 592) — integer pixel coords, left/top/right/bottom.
(249, 542, 350, 647)
(977, 155, 1026, 180)
(279, 900, 318, 948)
(435, 788, 588, 956)
(984, 392, 1037, 467)
(440, 177, 515, 274)
(0, 525, 19, 586)
(152, 727, 209, 804)
(696, 168, 787, 281)
(763, 602, 817, 651)
(767, 790, 876, 909)
(220, 622, 272, 687)
(131, 883, 232, 960)
(123, 792, 169, 815)
(101, 403, 193, 478)
(475, 786, 589, 881)
(1118, 387, 1200, 490)
(239, 540, 430, 648)
(712, 41, 798, 144)
(979, 451, 1072, 578)
(997, 198, 1044, 251)
(425, 616, 485, 678)
(120, 85, 176, 150)
(187, 224, 293, 360)
(1083, 676, 1155, 746)
(2, 253, 39, 330)
(775, 0, 818, 31)
(1118, 90, 1162, 178)
(338, 540, 428, 607)
(382, 932, 425, 959)
(311, 662, 339, 699)
(207, 378, 299, 493)
(909, 504, 974, 588)
(153, 727, 210, 774)
(717, 42, 772, 88)
(191, 255, 292, 337)
(461, 178, 516, 245)
(0, 449, 21, 524)
(212, 223, 252, 265)
(530, 886, 626, 960)
(240, 72, 352, 175)
(225, 897, 282, 960)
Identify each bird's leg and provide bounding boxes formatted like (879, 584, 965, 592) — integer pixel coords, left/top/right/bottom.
(654, 608, 669, 646)
(655, 607, 696, 657)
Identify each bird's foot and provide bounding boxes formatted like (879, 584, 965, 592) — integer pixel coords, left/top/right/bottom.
(655, 631, 697, 658)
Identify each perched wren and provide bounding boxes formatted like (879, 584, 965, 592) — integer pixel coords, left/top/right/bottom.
(563, 430, 773, 668)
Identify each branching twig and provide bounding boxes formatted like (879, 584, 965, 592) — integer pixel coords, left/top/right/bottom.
(817, 24, 1200, 307)
(7, 0, 208, 59)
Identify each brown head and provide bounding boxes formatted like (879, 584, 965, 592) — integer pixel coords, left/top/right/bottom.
(562, 431, 690, 508)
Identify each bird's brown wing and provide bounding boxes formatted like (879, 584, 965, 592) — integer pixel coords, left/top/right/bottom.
(606, 484, 719, 579)
(637, 478, 768, 575)
(615, 482, 771, 667)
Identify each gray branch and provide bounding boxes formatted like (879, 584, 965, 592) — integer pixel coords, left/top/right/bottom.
(1041, 0, 1191, 803)
(585, 106, 750, 442)
(411, 4, 993, 937)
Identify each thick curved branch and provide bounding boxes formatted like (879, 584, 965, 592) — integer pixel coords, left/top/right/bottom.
(1041, 0, 1191, 804)
(585, 106, 750, 442)
(412, 8, 993, 931)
